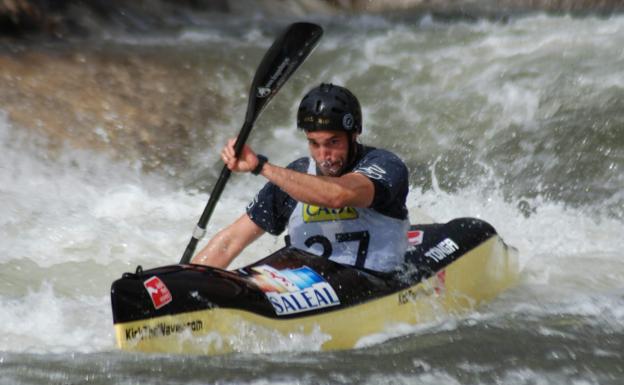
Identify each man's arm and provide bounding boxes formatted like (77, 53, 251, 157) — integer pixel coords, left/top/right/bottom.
(260, 163, 374, 209)
(220, 138, 374, 209)
(191, 213, 265, 268)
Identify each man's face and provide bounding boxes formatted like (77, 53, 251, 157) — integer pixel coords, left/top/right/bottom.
(306, 130, 351, 177)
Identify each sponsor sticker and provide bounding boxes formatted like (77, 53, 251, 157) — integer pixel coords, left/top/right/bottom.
(251, 265, 341, 316)
(143, 276, 173, 310)
(342, 113, 354, 129)
(407, 230, 424, 246)
(256, 87, 271, 98)
(398, 285, 430, 305)
(425, 238, 459, 262)
(302, 204, 358, 223)
(125, 319, 203, 341)
(397, 270, 446, 305)
(257, 57, 291, 98)
(435, 270, 446, 294)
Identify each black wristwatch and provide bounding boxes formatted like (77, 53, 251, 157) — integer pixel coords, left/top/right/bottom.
(252, 154, 268, 175)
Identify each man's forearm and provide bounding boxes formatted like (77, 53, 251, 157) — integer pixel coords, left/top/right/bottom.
(259, 162, 373, 208)
(191, 214, 264, 268)
(191, 229, 242, 268)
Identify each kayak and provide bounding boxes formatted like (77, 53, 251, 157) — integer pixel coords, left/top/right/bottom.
(111, 217, 519, 354)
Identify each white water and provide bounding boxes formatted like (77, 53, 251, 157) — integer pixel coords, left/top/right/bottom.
(1, 107, 622, 355)
(0, 14, 623, 385)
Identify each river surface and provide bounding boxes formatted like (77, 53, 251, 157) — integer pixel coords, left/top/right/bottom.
(1, 13, 623, 385)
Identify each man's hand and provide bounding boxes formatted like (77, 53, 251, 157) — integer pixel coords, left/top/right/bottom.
(221, 138, 259, 173)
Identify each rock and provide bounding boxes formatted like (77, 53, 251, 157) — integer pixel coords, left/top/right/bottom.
(1, 0, 623, 39)
(0, 0, 42, 35)
(0, 48, 223, 173)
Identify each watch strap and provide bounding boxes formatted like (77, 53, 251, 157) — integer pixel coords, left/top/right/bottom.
(252, 154, 268, 175)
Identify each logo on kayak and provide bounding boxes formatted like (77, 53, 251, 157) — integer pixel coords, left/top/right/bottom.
(302, 203, 358, 223)
(407, 230, 424, 246)
(143, 276, 173, 310)
(398, 270, 446, 305)
(425, 238, 459, 262)
(251, 265, 340, 316)
(434, 270, 446, 295)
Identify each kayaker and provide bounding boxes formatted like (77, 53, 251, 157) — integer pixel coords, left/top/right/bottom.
(191, 83, 410, 272)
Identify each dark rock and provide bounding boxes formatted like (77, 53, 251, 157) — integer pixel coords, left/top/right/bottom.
(0, 48, 224, 173)
(2, 0, 623, 39)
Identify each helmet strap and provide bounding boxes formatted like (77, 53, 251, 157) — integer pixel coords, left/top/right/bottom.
(345, 133, 359, 172)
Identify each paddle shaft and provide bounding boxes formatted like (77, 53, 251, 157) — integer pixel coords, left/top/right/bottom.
(178, 22, 322, 264)
(179, 121, 252, 264)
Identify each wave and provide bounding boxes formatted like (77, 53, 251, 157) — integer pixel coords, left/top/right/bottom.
(1, 15, 623, 358)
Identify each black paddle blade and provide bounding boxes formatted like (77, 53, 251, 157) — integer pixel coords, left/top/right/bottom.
(245, 22, 323, 125)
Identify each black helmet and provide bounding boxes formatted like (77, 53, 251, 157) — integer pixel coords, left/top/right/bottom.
(297, 83, 362, 134)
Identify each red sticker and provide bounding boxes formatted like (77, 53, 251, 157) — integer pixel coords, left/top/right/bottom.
(143, 276, 173, 309)
(407, 230, 424, 246)
(435, 270, 446, 294)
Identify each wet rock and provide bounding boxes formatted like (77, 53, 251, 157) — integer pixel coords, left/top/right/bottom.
(0, 0, 231, 38)
(0, 0, 42, 35)
(1, 0, 623, 39)
(0, 48, 223, 173)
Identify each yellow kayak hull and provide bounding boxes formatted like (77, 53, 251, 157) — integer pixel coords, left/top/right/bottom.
(114, 234, 518, 355)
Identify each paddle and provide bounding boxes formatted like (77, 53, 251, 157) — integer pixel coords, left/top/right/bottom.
(179, 22, 323, 264)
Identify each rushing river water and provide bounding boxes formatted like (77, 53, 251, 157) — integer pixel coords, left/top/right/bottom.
(1, 12, 623, 385)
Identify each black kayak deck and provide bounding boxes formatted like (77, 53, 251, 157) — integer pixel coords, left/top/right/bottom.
(111, 217, 497, 324)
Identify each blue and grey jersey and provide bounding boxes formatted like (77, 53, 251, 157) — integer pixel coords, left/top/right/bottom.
(246, 144, 410, 272)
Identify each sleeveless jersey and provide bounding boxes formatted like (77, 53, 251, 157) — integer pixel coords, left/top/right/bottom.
(246, 145, 410, 272)
(286, 159, 409, 272)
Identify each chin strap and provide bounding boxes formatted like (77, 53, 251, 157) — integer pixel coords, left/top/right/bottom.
(345, 133, 360, 172)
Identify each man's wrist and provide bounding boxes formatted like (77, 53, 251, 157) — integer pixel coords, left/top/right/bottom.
(252, 154, 268, 175)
